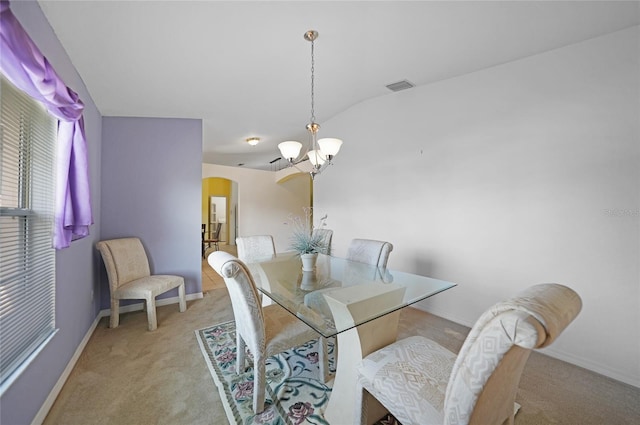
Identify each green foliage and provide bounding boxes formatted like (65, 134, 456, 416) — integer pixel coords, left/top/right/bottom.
(287, 207, 329, 254)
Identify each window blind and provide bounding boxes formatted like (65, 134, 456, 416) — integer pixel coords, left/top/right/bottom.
(0, 75, 57, 392)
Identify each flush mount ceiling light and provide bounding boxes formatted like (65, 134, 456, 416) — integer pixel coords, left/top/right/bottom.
(278, 30, 343, 179)
(246, 137, 260, 146)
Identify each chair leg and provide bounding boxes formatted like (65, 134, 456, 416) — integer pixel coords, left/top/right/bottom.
(236, 334, 246, 374)
(145, 296, 158, 331)
(178, 282, 187, 312)
(354, 384, 368, 425)
(318, 337, 328, 383)
(252, 352, 266, 414)
(110, 298, 120, 328)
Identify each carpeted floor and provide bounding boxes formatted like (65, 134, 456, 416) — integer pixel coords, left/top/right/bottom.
(42, 270, 640, 424)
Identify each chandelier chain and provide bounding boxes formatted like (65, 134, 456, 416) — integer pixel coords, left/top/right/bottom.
(310, 37, 315, 124)
(278, 30, 342, 179)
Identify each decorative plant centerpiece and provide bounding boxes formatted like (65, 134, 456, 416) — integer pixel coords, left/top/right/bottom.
(287, 207, 329, 271)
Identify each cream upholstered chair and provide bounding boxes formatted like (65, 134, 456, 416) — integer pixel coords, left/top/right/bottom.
(237, 235, 277, 307)
(312, 228, 333, 254)
(96, 237, 187, 331)
(346, 238, 393, 268)
(208, 251, 327, 414)
(236, 235, 276, 261)
(355, 283, 582, 425)
(305, 238, 393, 318)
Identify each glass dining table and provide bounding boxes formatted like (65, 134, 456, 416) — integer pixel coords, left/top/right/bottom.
(245, 251, 457, 424)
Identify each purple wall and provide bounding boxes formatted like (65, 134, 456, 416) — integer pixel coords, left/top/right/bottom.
(1, 2, 103, 424)
(101, 116, 203, 306)
(1, 4, 203, 425)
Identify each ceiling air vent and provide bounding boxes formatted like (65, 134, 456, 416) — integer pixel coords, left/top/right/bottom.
(385, 80, 415, 92)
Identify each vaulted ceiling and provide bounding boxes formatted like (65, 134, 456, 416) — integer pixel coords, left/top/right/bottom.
(38, 1, 639, 170)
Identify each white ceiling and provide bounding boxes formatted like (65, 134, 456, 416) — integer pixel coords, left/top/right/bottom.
(38, 1, 639, 170)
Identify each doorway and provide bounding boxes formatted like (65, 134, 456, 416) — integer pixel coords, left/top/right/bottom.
(202, 177, 238, 292)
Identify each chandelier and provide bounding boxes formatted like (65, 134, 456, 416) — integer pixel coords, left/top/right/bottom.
(278, 30, 343, 179)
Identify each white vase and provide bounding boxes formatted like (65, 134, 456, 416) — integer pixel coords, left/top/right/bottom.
(300, 252, 318, 272)
(300, 271, 316, 291)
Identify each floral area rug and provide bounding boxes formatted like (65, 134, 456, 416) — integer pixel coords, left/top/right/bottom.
(196, 320, 335, 425)
(196, 320, 402, 425)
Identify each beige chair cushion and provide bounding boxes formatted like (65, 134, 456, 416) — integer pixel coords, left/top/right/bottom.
(358, 335, 455, 425)
(115, 275, 185, 299)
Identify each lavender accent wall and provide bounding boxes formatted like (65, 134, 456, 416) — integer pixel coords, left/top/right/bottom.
(1, 2, 103, 424)
(101, 117, 203, 307)
(1, 5, 202, 423)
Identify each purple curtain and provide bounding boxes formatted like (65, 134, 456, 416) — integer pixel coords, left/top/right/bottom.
(0, 0, 93, 249)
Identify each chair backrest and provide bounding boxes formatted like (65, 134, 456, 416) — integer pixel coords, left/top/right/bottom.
(443, 283, 582, 425)
(346, 238, 393, 268)
(211, 222, 222, 239)
(236, 235, 276, 261)
(312, 228, 333, 254)
(96, 238, 151, 292)
(208, 251, 265, 354)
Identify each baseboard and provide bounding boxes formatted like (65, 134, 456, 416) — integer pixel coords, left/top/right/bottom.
(31, 313, 103, 425)
(538, 346, 640, 388)
(31, 292, 204, 425)
(413, 304, 640, 389)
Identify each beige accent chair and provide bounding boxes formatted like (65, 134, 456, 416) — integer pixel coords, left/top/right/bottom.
(346, 238, 394, 268)
(355, 283, 582, 425)
(236, 235, 276, 261)
(96, 237, 187, 331)
(208, 251, 327, 414)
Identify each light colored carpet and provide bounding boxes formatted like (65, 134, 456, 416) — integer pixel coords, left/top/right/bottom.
(43, 286, 640, 425)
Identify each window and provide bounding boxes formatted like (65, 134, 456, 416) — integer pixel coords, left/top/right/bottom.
(0, 75, 57, 393)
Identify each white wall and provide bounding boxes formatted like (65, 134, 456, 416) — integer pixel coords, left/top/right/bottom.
(315, 26, 640, 386)
(202, 164, 311, 252)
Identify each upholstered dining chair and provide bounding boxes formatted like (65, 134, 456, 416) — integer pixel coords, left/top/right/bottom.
(305, 238, 394, 318)
(354, 283, 582, 425)
(311, 228, 333, 254)
(346, 238, 394, 268)
(208, 251, 327, 414)
(236, 235, 277, 307)
(96, 237, 187, 331)
(236, 235, 276, 261)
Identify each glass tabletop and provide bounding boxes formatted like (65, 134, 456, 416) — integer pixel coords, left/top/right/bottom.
(245, 252, 457, 338)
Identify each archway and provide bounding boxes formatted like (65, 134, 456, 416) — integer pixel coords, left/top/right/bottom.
(202, 177, 239, 251)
